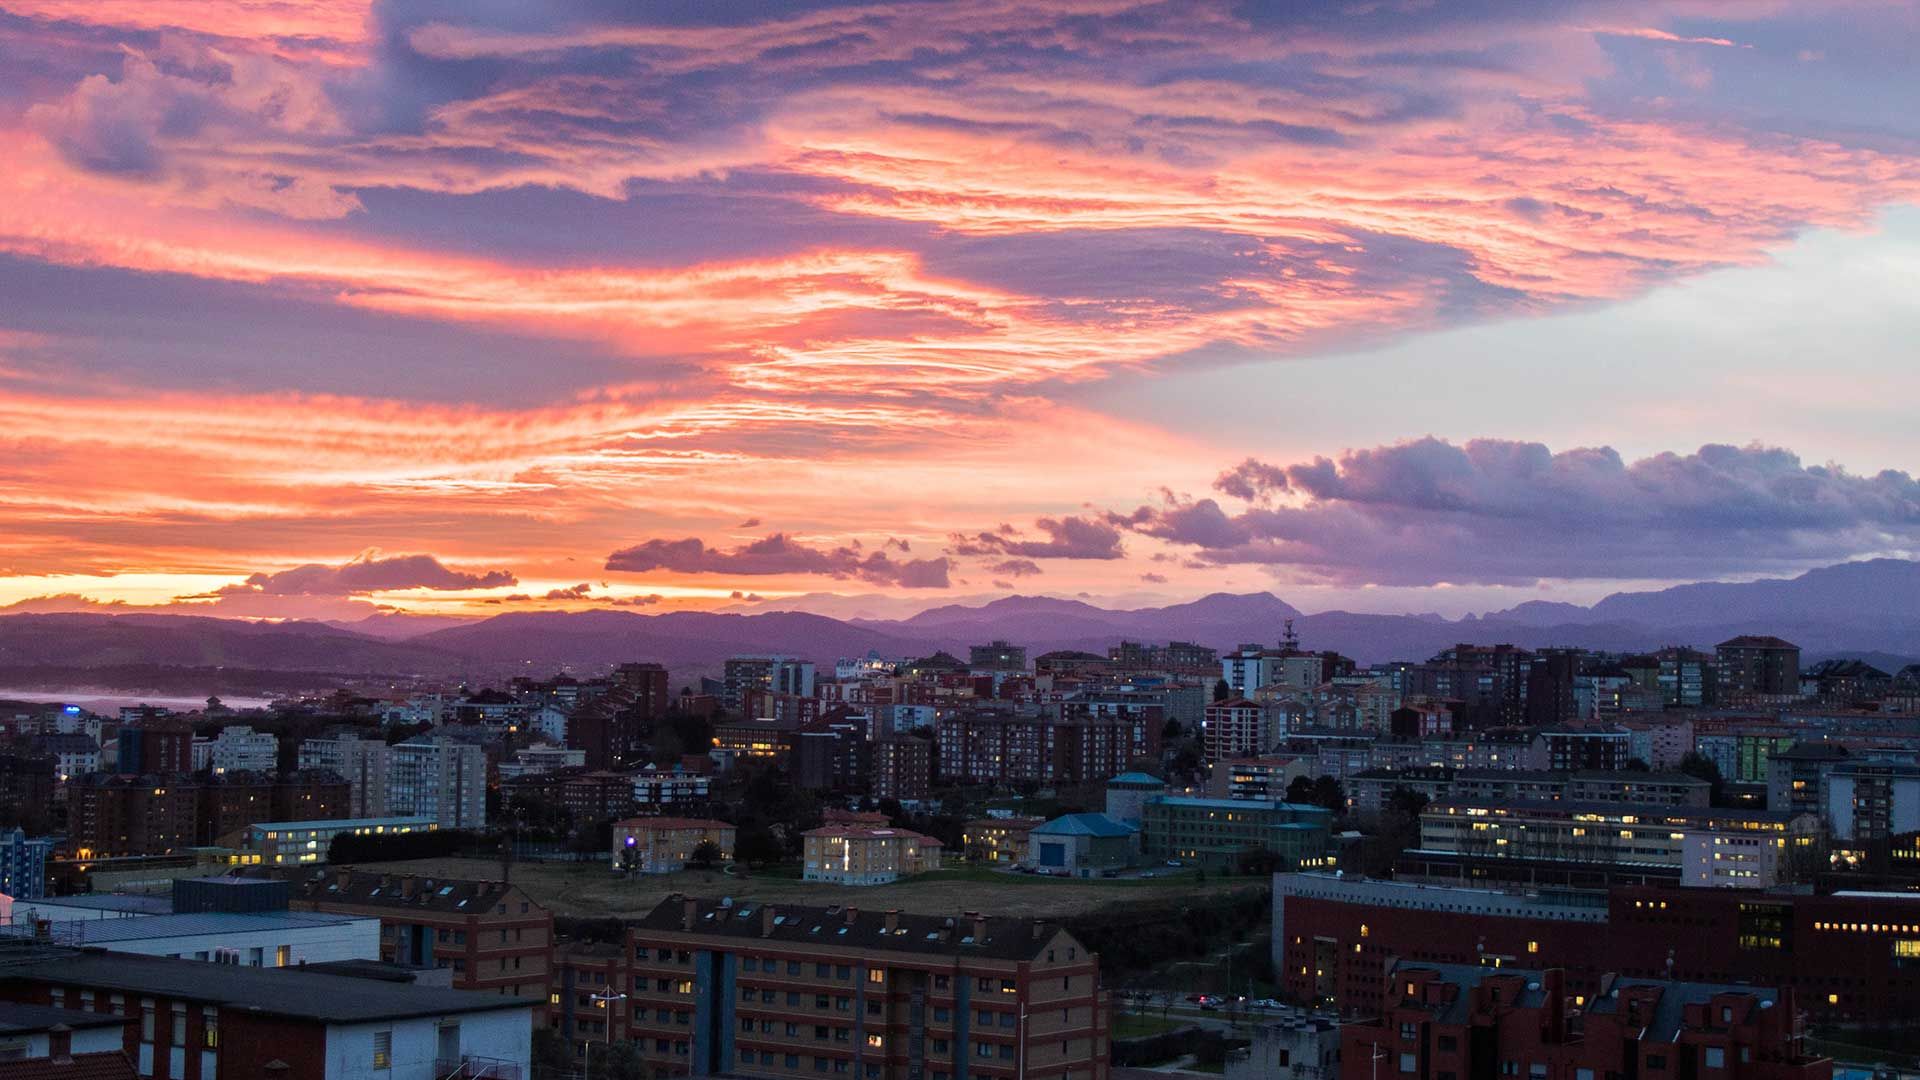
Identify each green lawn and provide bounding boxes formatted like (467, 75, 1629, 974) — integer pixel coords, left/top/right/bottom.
(1111, 1013, 1188, 1039)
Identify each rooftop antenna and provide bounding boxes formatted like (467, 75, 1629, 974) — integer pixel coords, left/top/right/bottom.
(1282, 618, 1300, 652)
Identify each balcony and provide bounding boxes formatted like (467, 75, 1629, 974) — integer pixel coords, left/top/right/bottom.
(436, 1056, 524, 1079)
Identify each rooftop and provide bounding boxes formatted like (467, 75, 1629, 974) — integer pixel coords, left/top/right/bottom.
(1106, 772, 1166, 788)
(0, 1003, 125, 1035)
(1033, 814, 1138, 838)
(635, 895, 1075, 962)
(44, 911, 368, 945)
(249, 817, 436, 833)
(2, 950, 534, 1024)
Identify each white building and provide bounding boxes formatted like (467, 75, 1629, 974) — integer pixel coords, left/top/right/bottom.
(34, 910, 381, 966)
(632, 764, 712, 810)
(244, 816, 439, 866)
(205, 725, 280, 775)
(299, 733, 393, 818)
(388, 737, 486, 829)
(0, 1003, 129, 1064)
(497, 745, 585, 780)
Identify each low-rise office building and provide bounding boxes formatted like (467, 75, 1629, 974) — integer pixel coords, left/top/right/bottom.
(1139, 796, 1333, 871)
(242, 816, 438, 867)
(803, 826, 943, 884)
(613, 818, 737, 875)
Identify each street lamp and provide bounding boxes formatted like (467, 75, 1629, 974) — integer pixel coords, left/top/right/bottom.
(587, 991, 628, 1080)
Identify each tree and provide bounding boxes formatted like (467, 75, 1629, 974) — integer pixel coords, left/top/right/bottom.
(1678, 751, 1728, 805)
(1161, 718, 1184, 741)
(1622, 757, 1651, 772)
(1309, 775, 1345, 815)
(735, 825, 785, 867)
(689, 838, 722, 870)
(617, 843, 641, 876)
(1285, 775, 1316, 805)
(1385, 785, 1430, 820)
(1213, 678, 1232, 702)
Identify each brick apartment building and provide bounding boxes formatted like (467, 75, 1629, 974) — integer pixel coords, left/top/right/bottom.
(1273, 873, 1920, 1024)
(239, 866, 554, 1000)
(1340, 962, 1828, 1080)
(935, 711, 1159, 785)
(68, 775, 199, 858)
(550, 895, 1110, 1080)
(869, 736, 932, 803)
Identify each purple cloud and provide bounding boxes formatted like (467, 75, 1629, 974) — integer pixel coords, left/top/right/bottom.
(989, 558, 1043, 578)
(950, 516, 1124, 560)
(607, 533, 951, 588)
(1117, 439, 1920, 585)
(223, 553, 517, 595)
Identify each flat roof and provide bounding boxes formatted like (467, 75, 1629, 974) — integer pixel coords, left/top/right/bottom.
(6, 951, 535, 1024)
(250, 817, 437, 832)
(0, 1002, 126, 1035)
(21, 895, 171, 914)
(57, 911, 371, 944)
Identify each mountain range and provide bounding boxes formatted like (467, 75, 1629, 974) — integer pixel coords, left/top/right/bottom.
(2, 559, 1918, 695)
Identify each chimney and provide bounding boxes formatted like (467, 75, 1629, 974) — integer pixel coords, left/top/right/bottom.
(1542, 968, 1566, 1042)
(47, 1024, 70, 1065)
(884, 910, 900, 933)
(401, 875, 418, 899)
(335, 867, 351, 891)
(963, 911, 986, 941)
(681, 895, 698, 931)
(762, 906, 777, 937)
(845, 906, 859, 926)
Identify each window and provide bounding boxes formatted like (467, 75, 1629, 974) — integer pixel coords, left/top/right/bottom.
(816, 1026, 830, 1041)
(1000, 979, 1016, 994)
(934, 975, 950, 989)
(170, 1005, 186, 1045)
(1578, 1070, 1595, 1080)
(977, 978, 991, 992)
(202, 1009, 218, 1049)
(817, 995, 831, 1009)
(934, 1040, 949, 1054)
(1704, 1049, 1725, 1070)
(1000, 1046, 1015, 1061)
(788, 961, 803, 975)
(1400, 1054, 1417, 1074)
(373, 1030, 393, 1069)
(838, 965, 852, 980)
(818, 964, 832, 977)
(977, 1044, 994, 1059)
(788, 992, 803, 1006)
(867, 1035, 885, 1049)
(1400, 1023, 1416, 1041)
(1647, 1056, 1668, 1070)
(868, 968, 886, 984)
(934, 1008, 950, 1022)
(744, 957, 759, 972)
(140, 1002, 155, 1042)
(248, 947, 264, 967)
(1530, 1065, 1548, 1079)
(999, 1014, 1016, 1029)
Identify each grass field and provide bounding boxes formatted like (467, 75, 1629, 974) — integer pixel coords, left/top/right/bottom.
(1111, 1014, 1188, 1040)
(349, 857, 1263, 920)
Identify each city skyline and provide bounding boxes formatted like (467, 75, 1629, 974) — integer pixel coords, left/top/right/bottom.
(4, 1, 1920, 620)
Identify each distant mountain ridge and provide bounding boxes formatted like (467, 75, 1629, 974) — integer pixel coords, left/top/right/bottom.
(2, 560, 1917, 687)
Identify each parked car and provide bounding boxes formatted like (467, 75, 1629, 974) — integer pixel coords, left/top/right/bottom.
(1251, 998, 1283, 1010)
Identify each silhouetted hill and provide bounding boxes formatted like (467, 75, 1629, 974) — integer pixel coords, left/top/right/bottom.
(413, 610, 946, 670)
(0, 613, 460, 674)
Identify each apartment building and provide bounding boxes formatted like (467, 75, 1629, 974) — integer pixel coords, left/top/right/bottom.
(964, 818, 1045, 865)
(934, 711, 1159, 786)
(803, 826, 943, 885)
(1340, 962, 1827, 1080)
(870, 736, 933, 803)
(253, 866, 554, 1001)
(1204, 698, 1275, 762)
(387, 737, 486, 829)
(608, 896, 1110, 1080)
(297, 733, 392, 818)
(199, 726, 279, 775)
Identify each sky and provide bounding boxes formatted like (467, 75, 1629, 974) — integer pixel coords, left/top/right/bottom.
(1, 0, 1918, 623)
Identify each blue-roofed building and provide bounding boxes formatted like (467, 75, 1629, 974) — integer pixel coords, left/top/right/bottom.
(1105, 771, 1168, 823)
(0, 827, 52, 900)
(1023, 813, 1140, 878)
(1140, 795, 1333, 872)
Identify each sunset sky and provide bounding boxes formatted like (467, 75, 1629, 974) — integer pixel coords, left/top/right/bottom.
(2, 0, 1919, 622)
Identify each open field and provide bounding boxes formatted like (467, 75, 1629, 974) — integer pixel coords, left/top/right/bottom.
(342, 857, 1266, 920)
